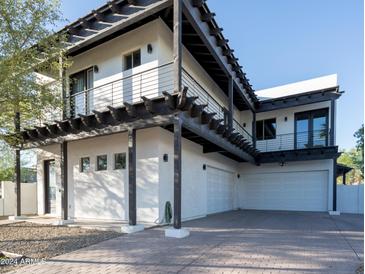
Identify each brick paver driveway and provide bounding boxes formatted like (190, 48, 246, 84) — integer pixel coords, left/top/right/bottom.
(9, 210, 363, 274)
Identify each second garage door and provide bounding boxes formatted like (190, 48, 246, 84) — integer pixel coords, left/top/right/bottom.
(240, 171, 328, 212)
(207, 167, 235, 214)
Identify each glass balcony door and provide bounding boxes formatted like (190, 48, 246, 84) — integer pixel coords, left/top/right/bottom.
(295, 109, 329, 149)
(70, 68, 94, 116)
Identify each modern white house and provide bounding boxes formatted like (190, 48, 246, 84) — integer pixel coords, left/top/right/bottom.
(15, 0, 342, 237)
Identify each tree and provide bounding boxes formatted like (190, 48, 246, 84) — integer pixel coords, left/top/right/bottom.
(0, 0, 70, 189)
(353, 124, 364, 179)
(0, 0, 69, 144)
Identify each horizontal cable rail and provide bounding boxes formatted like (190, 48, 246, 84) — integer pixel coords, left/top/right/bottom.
(23, 63, 254, 148)
(66, 62, 174, 117)
(256, 129, 332, 152)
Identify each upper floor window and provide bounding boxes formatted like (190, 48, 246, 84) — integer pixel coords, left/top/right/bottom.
(256, 118, 276, 140)
(124, 49, 141, 71)
(70, 68, 94, 95)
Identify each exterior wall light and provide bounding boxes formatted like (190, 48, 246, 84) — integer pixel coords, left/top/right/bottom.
(147, 44, 153, 54)
(237, 173, 240, 179)
(93, 65, 99, 73)
(203, 164, 206, 170)
(243, 123, 246, 127)
(163, 154, 168, 162)
(284, 117, 288, 122)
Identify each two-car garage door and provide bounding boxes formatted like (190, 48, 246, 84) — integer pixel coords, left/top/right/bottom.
(240, 171, 328, 212)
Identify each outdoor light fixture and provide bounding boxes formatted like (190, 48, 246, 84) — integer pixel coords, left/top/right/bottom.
(237, 173, 240, 179)
(163, 154, 168, 162)
(279, 161, 285, 167)
(203, 164, 206, 170)
(284, 117, 288, 122)
(243, 123, 246, 127)
(93, 65, 99, 73)
(147, 44, 153, 53)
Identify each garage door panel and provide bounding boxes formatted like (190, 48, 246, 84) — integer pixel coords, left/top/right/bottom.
(207, 167, 234, 214)
(241, 171, 328, 212)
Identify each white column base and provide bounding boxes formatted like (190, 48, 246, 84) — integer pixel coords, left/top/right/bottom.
(329, 211, 341, 216)
(52, 219, 75, 226)
(8, 216, 27, 221)
(165, 227, 190, 238)
(121, 224, 144, 234)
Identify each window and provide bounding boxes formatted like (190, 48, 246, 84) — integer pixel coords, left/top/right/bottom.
(80, 157, 90, 173)
(96, 155, 108, 171)
(295, 108, 328, 149)
(256, 118, 276, 140)
(114, 153, 126, 170)
(124, 49, 141, 70)
(69, 68, 94, 116)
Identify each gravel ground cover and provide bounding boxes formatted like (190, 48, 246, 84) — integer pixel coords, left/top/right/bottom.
(0, 222, 122, 273)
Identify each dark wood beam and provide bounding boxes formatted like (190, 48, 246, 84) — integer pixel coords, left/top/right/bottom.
(163, 91, 177, 109)
(201, 12, 215, 22)
(128, 128, 137, 225)
(192, 0, 205, 8)
(107, 105, 121, 121)
(173, 115, 182, 229)
(210, 27, 223, 36)
(142, 96, 155, 113)
(174, 0, 182, 93)
(61, 141, 68, 220)
(124, 102, 137, 117)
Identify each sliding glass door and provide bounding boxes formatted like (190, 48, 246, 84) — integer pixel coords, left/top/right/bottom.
(295, 109, 329, 149)
(69, 68, 94, 116)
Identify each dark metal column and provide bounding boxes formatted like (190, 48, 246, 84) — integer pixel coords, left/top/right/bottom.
(14, 112, 21, 217)
(173, 0, 182, 93)
(173, 116, 182, 229)
(333, 158, 337, 211)
(128, 128, 137, 226)
(330, 99, 335, 146)
(60, 141, 68, 220)
(342, 173, 346, 185)
(228, 76, 233, 131)
(252, 112, 257, 149)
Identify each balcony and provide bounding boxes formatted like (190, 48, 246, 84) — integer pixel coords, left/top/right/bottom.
(256, 129, 333, 152)
(65, 63, 253, 144)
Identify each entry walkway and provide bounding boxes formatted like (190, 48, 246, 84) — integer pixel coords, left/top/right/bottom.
(9, 210, 364, 273)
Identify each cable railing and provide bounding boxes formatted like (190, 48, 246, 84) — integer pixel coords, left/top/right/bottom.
(66, 62, 174, 117)
(233, 119, 253, 144)
(256, 129, 332, 152)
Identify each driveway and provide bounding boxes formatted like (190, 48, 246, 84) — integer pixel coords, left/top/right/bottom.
(8, 210, 363, 273)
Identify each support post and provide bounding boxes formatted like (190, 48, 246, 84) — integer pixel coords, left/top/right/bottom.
(252, 112, 257, 148)
(173, 0, 182, 93)
(14, 112, 21, 217)
(333, 158, 337, 211)
(121, 128, 144, 233)
(173, 116, 182, 229)
(342, 173, 346, 185)
(165, 115, 189, 238)
(330, 99, 335, 146)
(61, 141, 68, 220)
(128, 128, 137, 226)
(228, 76, 233, 132)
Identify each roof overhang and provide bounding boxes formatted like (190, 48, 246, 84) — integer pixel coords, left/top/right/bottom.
(256, 86, 342, 113)
(60, 0, 258, 111)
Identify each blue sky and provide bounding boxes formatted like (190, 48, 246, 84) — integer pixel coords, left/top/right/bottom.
(58, 0, 364, 150)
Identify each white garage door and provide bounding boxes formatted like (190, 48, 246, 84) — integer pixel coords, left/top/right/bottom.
(207, 167, 235, 214)
(241, 171, 328, 212)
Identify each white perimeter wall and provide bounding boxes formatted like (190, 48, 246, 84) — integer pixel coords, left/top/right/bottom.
(238, 159, 335, 211)
(0, 181, 37, 216)
(337, 184, 364, 214)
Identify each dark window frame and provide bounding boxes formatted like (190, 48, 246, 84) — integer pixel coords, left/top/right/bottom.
(69, 67, 94, 95)
(80, 157, 90, 173)
(96, 155, 108, 171)
(294, 108, 329, 149)
(124, 49, 141, 71)
(114, 153, 126, 170)
(256, 118, 277, 141)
